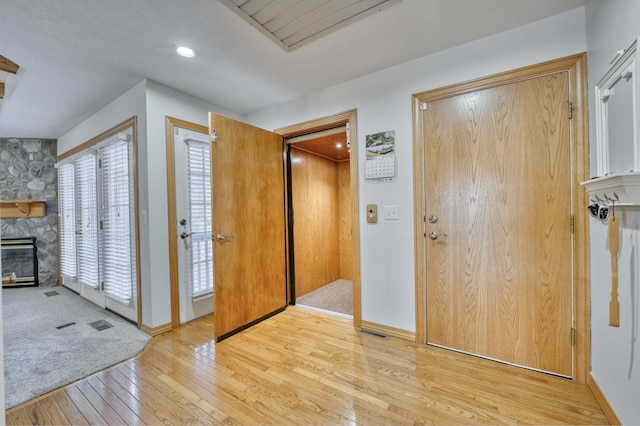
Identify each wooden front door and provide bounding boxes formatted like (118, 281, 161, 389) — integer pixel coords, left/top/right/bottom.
(209, 113, 287, 341)
(424, 72, 573, 377)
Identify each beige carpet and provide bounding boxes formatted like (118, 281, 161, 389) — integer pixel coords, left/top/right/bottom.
(2, 286, 150, 408)
(296, 279, 353, 316)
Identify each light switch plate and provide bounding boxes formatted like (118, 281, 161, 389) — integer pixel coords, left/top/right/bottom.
(384, 205, 399, 220)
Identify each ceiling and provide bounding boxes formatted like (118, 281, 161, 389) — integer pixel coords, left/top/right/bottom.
(0, 0, 585, 139)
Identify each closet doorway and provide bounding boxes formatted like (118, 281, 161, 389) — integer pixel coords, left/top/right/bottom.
(276, 109, 360, 323)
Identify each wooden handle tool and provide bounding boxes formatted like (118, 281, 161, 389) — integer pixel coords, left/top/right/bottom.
(608, 215, 620, 327)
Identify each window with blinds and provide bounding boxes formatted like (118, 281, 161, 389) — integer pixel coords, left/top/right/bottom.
(100, 140, 135, 304)
(75, 153, 99, 289)
(58, 163, 77, 278)
(57, 130, 137, 308)
(186, 139, 213, 298)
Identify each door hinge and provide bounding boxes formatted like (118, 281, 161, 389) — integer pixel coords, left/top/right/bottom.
(568, 101, 573, 120)
(100, 282, 105, 291)
(210, 129, 217, 142)
(570, 215, 575, 234)
(571, 327, 575, 346)
(99, 220, 104, 230)
(98, 159, 102, 168)
(420, 101, 428, 111)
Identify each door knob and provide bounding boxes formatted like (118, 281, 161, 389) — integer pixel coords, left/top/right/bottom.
(428, 231, 447, 240)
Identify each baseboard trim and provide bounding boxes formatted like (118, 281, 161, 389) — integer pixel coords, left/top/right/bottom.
(140, 322, 172, 336)
(588, 373, 622, 425)
(360, 320, 415, 341)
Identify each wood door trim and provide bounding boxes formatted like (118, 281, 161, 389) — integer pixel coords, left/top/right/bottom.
(57, 116, 142, 327)
(412, 53, 590, 383)
(165, 116, 209, 330)
(275, 109, 362, 327)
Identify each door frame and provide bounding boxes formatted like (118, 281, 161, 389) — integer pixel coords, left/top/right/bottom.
(411, 54, 590, 383)
(165, 116, 209, 329)
(275, 109, 362, 327)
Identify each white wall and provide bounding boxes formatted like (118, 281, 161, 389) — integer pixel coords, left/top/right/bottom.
(143, 81, 239, 327)
(58, 79, 236, 328)
(246, 8, 587, 332)
(585, 1, 640, 424)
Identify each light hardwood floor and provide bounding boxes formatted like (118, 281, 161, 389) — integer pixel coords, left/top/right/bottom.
(6, 307, 608, 425)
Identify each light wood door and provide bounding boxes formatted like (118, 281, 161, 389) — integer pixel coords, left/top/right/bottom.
(209, 113, 287, 341)
(424, 72, 573, 377)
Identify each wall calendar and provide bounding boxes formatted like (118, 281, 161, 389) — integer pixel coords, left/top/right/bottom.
(365, 130, 396, 182)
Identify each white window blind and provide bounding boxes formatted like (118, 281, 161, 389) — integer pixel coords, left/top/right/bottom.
(58, 163, 77, 278)
(75, 153, 99, 288)
(186, 139, 213, 298)
(100, 140, 135, 304)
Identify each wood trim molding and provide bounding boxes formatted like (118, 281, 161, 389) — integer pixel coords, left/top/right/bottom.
(360, 320, 416, 341)
(140, 322, 173, 336)
(412, 53, 591, 383)
(588, 374, 622, 425)
(57, 116, 136, 161)
(274, 109, 362, 327)
(0, 82, 4, 99)
(0, 55, 19, 74)
(165, 116, 209, 330)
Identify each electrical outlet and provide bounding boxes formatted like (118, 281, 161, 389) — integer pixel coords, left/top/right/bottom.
(384, 205, 399, 220)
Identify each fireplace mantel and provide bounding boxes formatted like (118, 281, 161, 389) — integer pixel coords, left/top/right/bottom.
(0, 200, 46, 218)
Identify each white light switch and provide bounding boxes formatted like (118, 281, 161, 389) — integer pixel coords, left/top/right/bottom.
(384, 205, 399, 220)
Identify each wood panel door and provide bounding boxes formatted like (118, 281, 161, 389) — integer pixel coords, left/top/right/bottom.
(209, 113, 287, 341)
(424, 73, 573, 377)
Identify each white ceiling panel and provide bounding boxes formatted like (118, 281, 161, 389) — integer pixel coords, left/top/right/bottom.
(221, 0, 401, 51)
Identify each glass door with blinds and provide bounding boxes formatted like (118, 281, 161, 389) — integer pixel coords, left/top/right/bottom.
(57, 129, 138, 322)
(174, 127, 214, 324)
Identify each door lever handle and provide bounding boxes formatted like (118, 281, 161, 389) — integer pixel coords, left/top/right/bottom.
(215, 234, 235, 243)
(428, 231, 447, 240)
(180, 232, 191, 239)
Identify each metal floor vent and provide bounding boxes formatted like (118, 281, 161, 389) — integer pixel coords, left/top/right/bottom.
(89, 320, 113, 331)
(359, 329, 389, 340)
(44, 291, 60, 297)
(56, 322, 76, 329)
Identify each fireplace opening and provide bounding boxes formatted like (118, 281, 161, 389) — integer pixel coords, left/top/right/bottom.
(1, 237, 39, 287)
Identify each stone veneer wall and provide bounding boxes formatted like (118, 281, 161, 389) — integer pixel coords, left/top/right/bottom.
(0, 138, 58, 286)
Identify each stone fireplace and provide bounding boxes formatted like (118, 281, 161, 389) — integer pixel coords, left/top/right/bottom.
(0, 138, 58, 286)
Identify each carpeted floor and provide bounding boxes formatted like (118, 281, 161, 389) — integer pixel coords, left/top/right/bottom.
(2, 286, 151, 409)
(296, 279, 353, 316)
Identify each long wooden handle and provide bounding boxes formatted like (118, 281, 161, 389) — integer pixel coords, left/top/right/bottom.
(608, 216, 620, 327)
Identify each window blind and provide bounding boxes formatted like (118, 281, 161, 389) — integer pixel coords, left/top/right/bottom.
(100, 140, 135, 304)
(58, 163, 77, 278)
(186, 139, 213, 298)
(75, 154, 99, 288)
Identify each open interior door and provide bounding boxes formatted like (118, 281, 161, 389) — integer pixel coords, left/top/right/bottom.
(209, 113, 287, 341)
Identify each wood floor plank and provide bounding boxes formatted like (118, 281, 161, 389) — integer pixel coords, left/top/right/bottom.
(51, 390, 89, 425)
(85, 376, 144, 426)
(26, 400, 53, 425)
(5, 307, 608, 425)
(38, 396, 71, 425)
(94, 372, 164, 425)
(64, 385, 108, 425)
(7, 407, 32, 426)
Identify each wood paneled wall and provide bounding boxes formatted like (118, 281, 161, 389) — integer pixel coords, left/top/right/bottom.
(292, 147, 352, 297)
(338, 161, 351, 279)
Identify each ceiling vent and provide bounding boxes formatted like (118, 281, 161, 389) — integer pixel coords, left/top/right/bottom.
(220, 0, 401, 52)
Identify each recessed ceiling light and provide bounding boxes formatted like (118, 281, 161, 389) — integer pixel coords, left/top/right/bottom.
(336, 143, 343, 148)
(175, 45, 197, 58)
